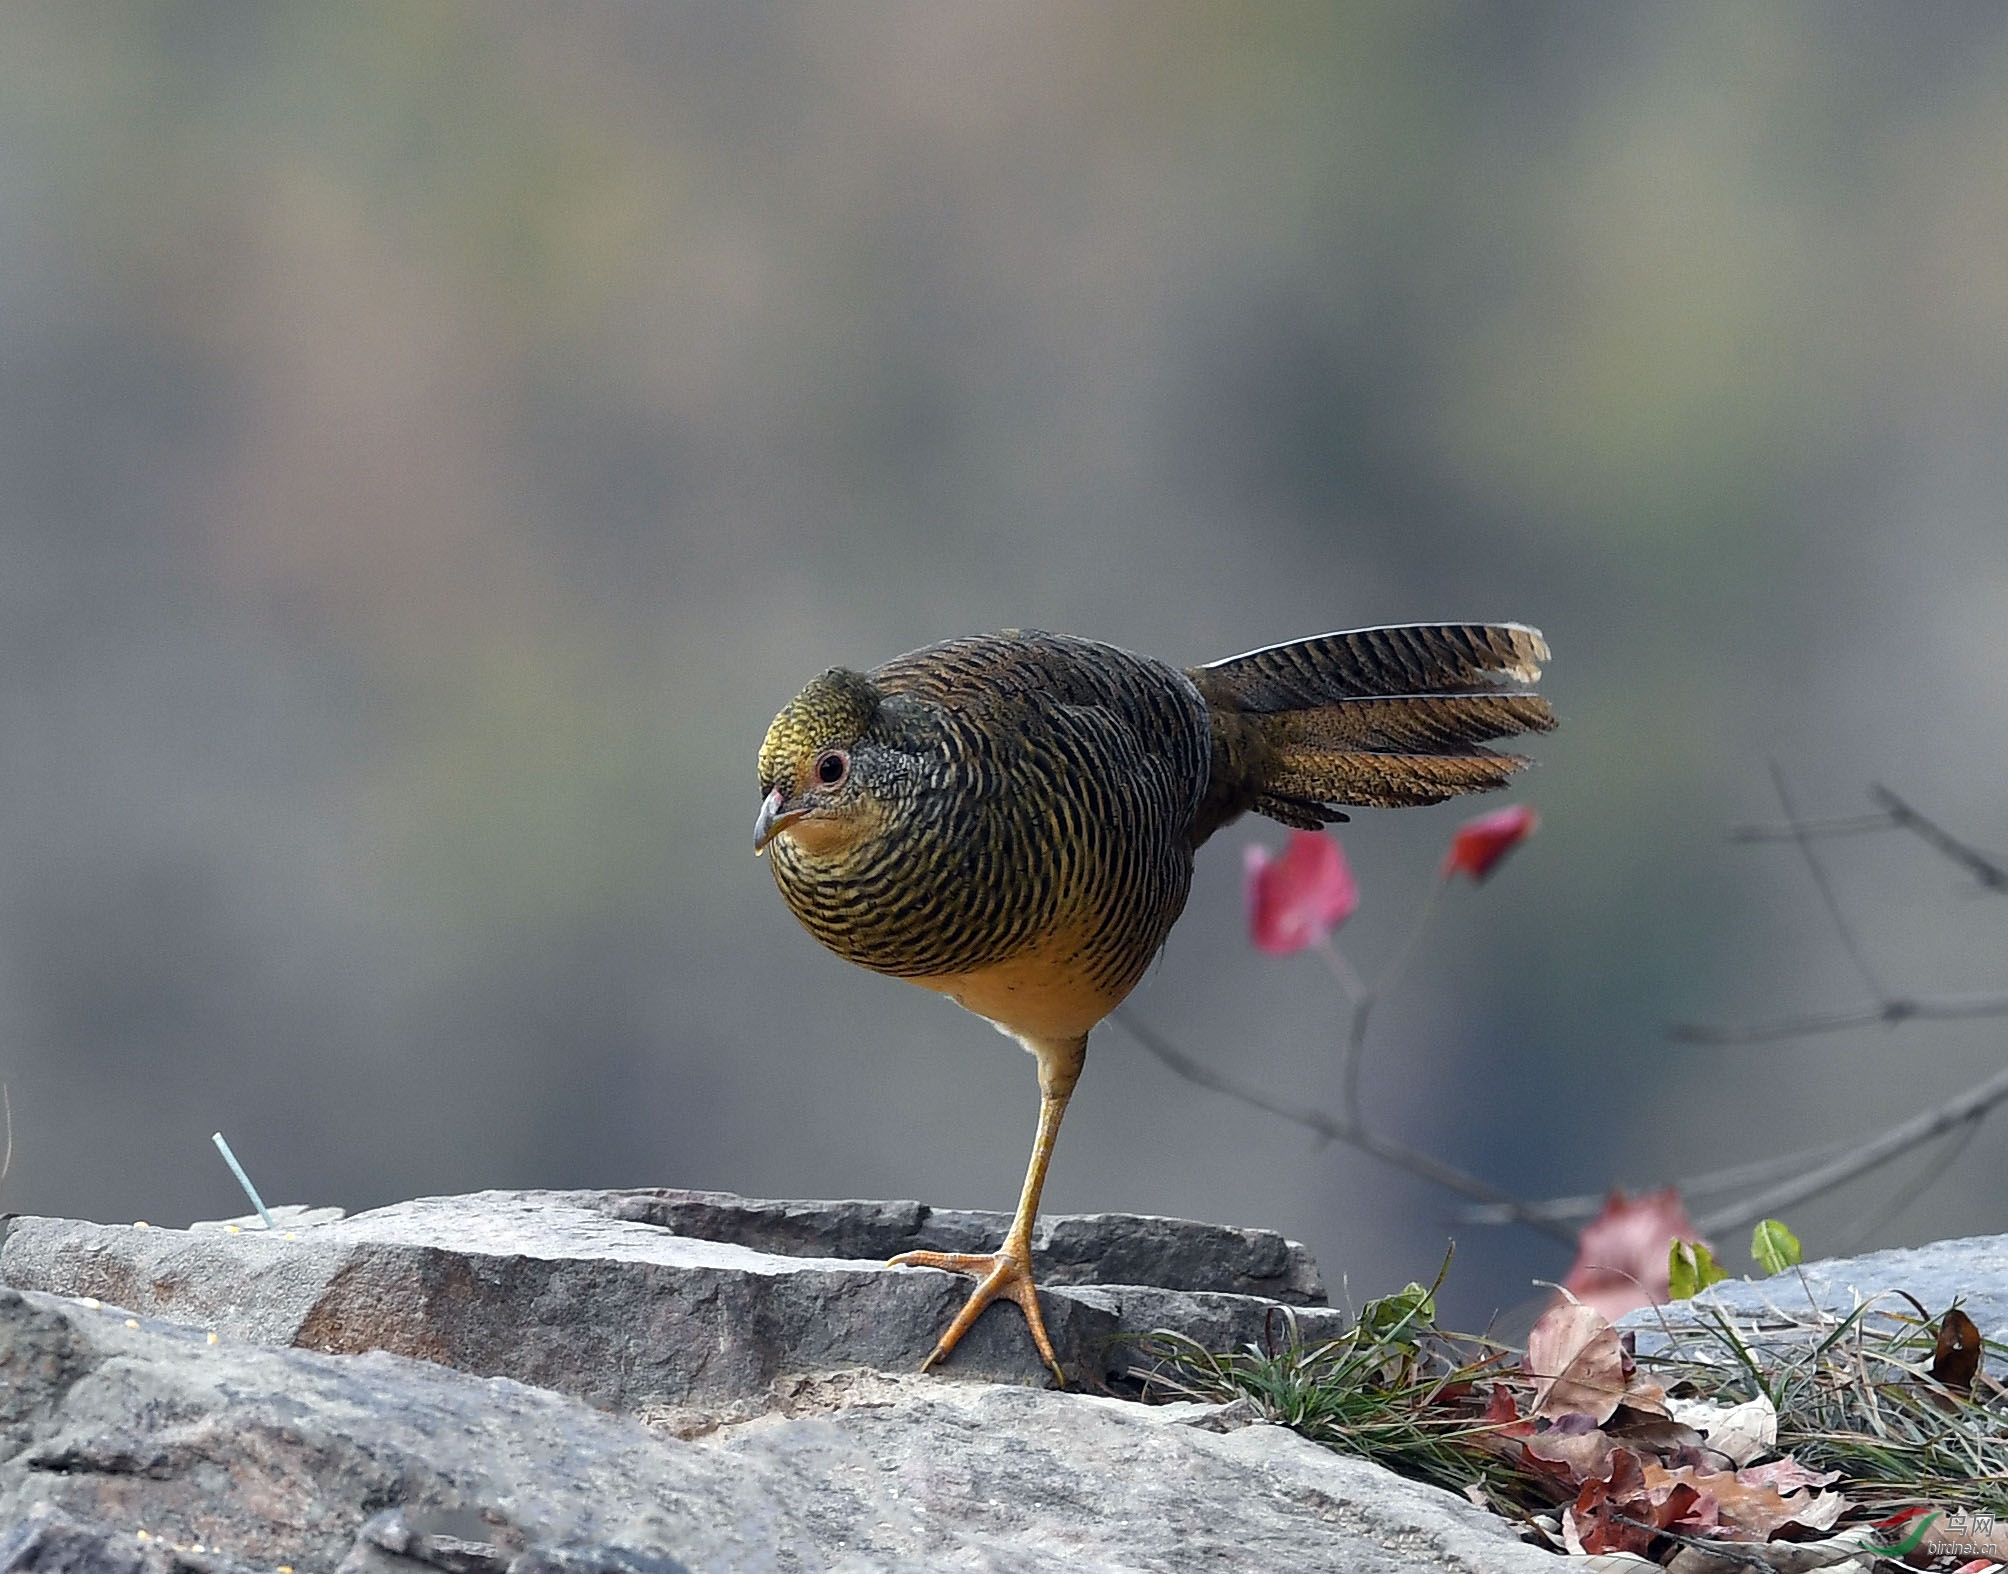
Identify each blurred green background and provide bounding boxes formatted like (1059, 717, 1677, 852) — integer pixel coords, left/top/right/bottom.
(5, 1, 2006, 1326)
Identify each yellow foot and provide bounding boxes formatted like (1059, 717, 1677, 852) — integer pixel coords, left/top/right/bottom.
(888, 1247, 1065, 1386)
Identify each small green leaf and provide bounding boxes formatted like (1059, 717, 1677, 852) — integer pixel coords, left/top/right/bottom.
(1358, 1282, 1436, 1345)
(1668, 1239, 1727, 1300)
(1751, 1220, 1802, 1276)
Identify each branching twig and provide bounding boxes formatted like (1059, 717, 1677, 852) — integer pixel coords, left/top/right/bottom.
(1731, 786, 2006, 891)
(1312, 938, 1371, 1128)
(1136, 777, 2006, 1269)
(1833, 1113, 1983, 1256)
(1539, 779, 2008, 1242)
(1692, 1059, 2008, 1237)
(1455, 1134, 1862, 1227)
(1675, 777, 2008, 1045)
(1772, 760, 1888, 1002)
(1108, 1007, 1579, 1243)
(1871, 783, 2008, 892)
(1333, 879, 1444, 1128)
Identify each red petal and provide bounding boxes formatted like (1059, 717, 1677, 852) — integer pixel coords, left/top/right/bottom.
(1244, 830, 1359, 955)
(1442, 803, 1539, 883)
(1560, 1188, 1701, 1319)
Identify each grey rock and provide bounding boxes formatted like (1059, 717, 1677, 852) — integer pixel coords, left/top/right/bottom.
(336, 1508, 688, 1574)
(190, 1206, 348, 1233)
(0, 1503, 151, 1574)
(1624, 1230, 2008, 1352)
(591, 1188, 1326, 1302)
(1, 1191, 1345, 1407)
(0, 1288, 1554, 1573)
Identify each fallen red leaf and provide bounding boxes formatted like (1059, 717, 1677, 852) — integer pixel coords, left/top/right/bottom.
(1561, 1187, 1703, 1321)
(1641, 1459, 1846, 1539)
(1563, 1449, 1704, 1556)
(1482, 1381, 1531, 1431)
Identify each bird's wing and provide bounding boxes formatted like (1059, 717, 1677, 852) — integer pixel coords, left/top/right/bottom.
(873, 630, 1212, 833)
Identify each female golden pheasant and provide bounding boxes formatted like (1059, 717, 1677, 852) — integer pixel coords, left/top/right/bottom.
(755, 623, 1554, 1383)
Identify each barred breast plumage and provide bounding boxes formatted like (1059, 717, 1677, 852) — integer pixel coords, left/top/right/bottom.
(762, 631, 1209, 1020)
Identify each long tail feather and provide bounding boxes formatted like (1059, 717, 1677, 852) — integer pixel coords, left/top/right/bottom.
(1189, 622, 1555, 840)
(1200, 622, 1547, 709)
(1263, 691, 1555, 753)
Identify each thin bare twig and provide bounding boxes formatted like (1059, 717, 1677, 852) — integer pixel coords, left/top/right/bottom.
(1108, 1007, 1579, 1243)
(1686, 783, 2008, 1045)
(1870, 784, 2008, 892)
(1324, 878, 1444, 1133)
(1313, 940, 1365, 1004)
(1137, 775, 2007, 1264)
(1772, 760, 1888, 1002)
(1661, 775, 2008, 1238)
(1338, 996, 1370, 1128)
(1692, 1058, 2008, 1236)
(1670, 991, 2008, 1045)
(1833, 1113, 1983, 1256)
(1455, 1133, 1862, 1227)
(1731, 813, 1896, 843)
(1313, 937, 1372, 1128)
(0, 1082, 10, 1185)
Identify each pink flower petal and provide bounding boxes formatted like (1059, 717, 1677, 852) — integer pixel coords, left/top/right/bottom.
(1244, 830, 1358, 955)
(1443, 803, 1538, 884)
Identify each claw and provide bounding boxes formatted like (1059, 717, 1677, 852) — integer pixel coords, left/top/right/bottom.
(890, 1247, 1065, 1386)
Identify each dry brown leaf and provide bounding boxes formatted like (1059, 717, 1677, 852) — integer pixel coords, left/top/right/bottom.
(1641, 1459, 1846, 1539)
(1562, 1451, 1653, 1556)
(1527, 1413, 1621, 1484)
(1737, 1458, 1841, 1496)
(1526, 1298, 1628, 1423)
(1603, 1400, 1700, 1455)
(1619, 1376, 1671, 1416)
(1932, 1307, 1983, 1393)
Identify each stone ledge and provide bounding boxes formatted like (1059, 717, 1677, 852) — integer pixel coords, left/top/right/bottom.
(0, 1189, 1345, 1406)
(1625, 1229, 2008, 1350)
(588, 1186, 1327, 1302)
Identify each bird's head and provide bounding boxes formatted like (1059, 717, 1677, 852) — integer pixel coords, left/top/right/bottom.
(755, 667, 895, 859)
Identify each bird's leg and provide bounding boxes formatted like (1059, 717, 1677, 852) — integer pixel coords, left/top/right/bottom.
(889, 1032, 1086, 1385)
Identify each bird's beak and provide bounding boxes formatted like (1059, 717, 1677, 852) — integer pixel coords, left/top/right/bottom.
(754, 787, 804, 854)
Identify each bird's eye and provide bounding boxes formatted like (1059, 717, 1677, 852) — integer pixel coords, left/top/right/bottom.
(814, 749, 849, 787)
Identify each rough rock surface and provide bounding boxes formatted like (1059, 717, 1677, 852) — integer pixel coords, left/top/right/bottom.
(0, 1190, 1347, 1406)
(595, 1188, 1326, 1300)
(1625, 1231, 2008, 1349)
(0, 1287, 1555, 1573)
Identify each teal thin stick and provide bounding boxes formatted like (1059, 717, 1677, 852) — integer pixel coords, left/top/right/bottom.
(211, 1131, 277, 1231)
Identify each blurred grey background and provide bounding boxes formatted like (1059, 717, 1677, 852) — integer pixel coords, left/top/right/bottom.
(4, 1, 2006, 1327)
